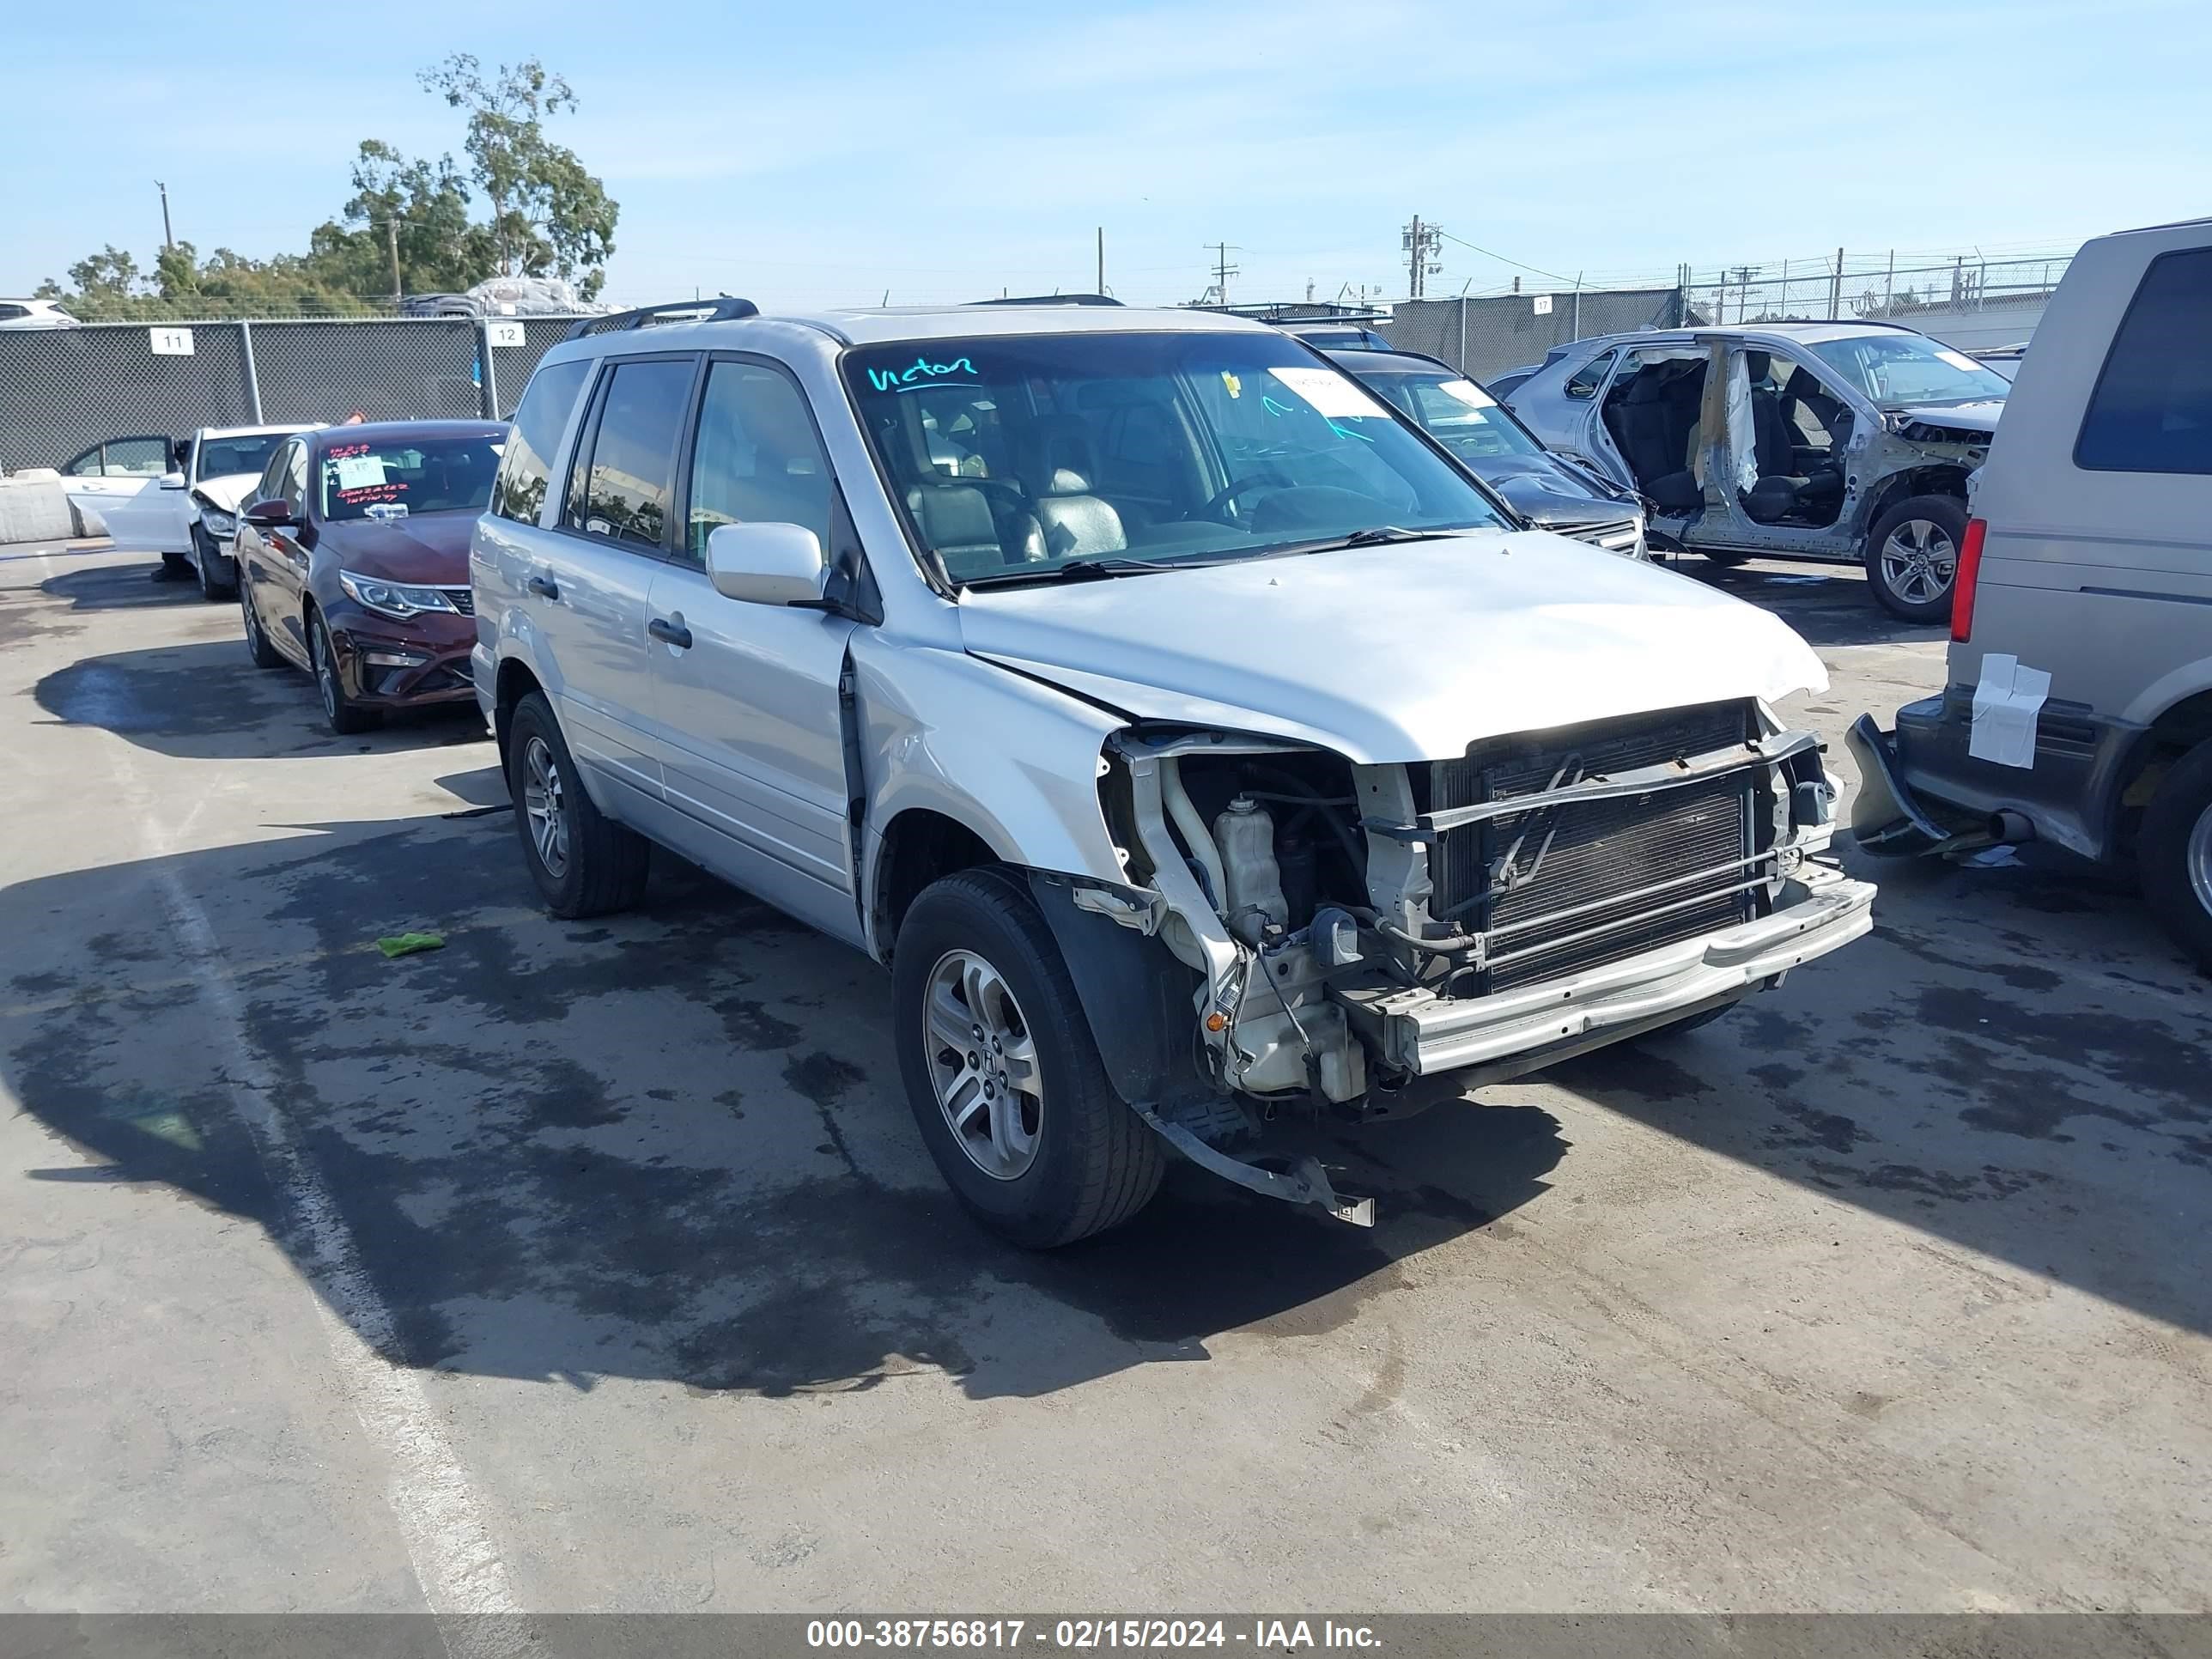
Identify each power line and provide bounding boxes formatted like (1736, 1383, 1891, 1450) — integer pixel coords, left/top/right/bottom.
(1432, 228, 1576, 288)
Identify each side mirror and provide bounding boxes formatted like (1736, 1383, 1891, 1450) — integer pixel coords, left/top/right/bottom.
(157, 472, 187, 490)
(1565, 382, 1596, 400)
(705, 521, 826, 605)
(243, 499, 298, 528)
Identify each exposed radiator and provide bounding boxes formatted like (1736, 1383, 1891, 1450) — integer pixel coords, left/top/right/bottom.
(1428, 702, 1759, 994)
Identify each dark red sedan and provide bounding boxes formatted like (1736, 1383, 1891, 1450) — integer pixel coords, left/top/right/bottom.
(234, 420, 507, 733)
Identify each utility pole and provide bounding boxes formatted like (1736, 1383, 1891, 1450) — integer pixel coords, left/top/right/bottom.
(1728, 265, 1759, 324)
(155, 181, 174, 252)
(1096, 227, 1104, 296)
(1829, 247, 1844, 320)
(1206, 242, 1240, 305)
(1401, 216, 1442, 300)
(387, 220, 404, 304)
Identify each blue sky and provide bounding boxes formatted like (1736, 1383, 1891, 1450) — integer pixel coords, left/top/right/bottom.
(3, 0, 2205, 309)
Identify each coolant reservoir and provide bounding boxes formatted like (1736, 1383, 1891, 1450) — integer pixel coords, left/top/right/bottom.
(1214, 795, 1289, 943)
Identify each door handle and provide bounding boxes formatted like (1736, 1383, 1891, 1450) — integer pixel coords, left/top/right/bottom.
(526, 574, 560, 600)
(648, 616, 692, 650)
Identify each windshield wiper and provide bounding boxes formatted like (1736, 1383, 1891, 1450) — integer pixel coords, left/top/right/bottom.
(1274, 526, 1462, 555)
(963, 556, 1202, 589)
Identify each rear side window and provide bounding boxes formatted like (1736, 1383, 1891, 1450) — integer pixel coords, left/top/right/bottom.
(1565, 349, 1616, 398)
(2075, 247, 2212, 475)
(494, 357, 591, 525)
(563, 357, 696, 547)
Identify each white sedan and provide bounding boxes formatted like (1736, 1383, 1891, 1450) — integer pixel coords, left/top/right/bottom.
(60, 424, 317, 597)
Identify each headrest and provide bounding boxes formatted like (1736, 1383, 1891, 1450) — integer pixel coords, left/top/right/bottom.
(1743, 349, 1771, 381)
(1044, 467, 1092, 495)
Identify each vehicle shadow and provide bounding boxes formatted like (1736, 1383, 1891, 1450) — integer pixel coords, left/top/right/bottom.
(32, 639, 488, 762)
(1544, 833, 2212, 1339)
(0, 810, 1562, 1403)
(1669, 557, 1948, 650)
(39, 562, 216, 613)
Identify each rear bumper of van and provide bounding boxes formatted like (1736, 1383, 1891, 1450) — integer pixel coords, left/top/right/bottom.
(1847, 690, 2143, 864)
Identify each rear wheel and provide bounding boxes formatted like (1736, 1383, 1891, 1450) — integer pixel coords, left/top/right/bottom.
(311, 614, 380, 735)
(506, 691, 650, 918)
(894, 867, 1164, 1248)
(1700, 549, 1752, 568)
(240, 579, 285, 669)
(2137, 738, 2212, 974)
(1865, 495, 1966, 623)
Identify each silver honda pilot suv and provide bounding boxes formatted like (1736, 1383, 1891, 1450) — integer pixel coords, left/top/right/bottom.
(472, 298, 1875, 1246)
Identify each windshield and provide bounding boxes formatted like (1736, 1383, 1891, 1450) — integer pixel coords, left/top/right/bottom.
(318, 434, 505, 522)
(197, 433, 289, 482)
(1806, 333, 2011, 409)
(1358, 369, 1548, 463)
(842, 331, 1510, 586)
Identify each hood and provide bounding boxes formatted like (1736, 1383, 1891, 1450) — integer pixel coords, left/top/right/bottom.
(192, 472, 266, 513)
(1477, 458, 1632, 529)
(315, 510, 476, 584)
(959, 531, 1826, 763)
(1893, 399, 2003, 435)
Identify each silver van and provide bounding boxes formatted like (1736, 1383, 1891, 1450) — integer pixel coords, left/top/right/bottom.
(1850, 218, 2212, 970)
(473, 299, 1874, 1245)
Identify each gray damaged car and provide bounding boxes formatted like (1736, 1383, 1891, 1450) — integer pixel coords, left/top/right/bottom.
(475, 300, 1875, 1246)
(1510, 322, 2010, 622)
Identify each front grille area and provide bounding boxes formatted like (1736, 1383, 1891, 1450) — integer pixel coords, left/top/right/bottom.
(1428, 702, 1759, 994)
(1568, 518, 1643, 556)
(443, 586, 475, 617)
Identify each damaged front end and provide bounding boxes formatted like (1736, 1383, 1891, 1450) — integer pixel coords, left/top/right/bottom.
(1068, 705, 1875, 1224)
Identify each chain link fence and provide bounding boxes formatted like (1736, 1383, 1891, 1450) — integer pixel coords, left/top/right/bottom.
(1377, 287, 1691, 381)
(0, 317, 582, 472)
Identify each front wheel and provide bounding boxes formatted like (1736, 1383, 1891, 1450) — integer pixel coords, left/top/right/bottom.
(2137, 738, 2212, 974)
(192, 524, 235, 599)
(311, 614, 380, 736)
(894, 867, 1164, 1248)
(1864, 495, 1966, 623)
(505, 691, 650, 918)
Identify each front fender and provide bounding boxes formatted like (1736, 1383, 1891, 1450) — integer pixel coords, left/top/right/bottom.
(851, 635, 1132, 916)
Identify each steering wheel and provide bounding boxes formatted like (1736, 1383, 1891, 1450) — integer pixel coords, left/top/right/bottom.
(1184, 469, 1292, 523)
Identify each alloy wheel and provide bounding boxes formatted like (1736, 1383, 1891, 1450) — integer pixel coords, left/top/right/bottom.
(921, 948, 1042, 1180)
(313, 627, 339, 722)
(521, 735, 570, 879)
(2189, 803, 2212, 921)
(1879, 520, 1957, 608)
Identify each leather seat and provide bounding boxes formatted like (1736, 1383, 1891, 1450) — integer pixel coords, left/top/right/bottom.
(1035, 467, 1127, 560)
(1741, 350, 1810, 524)
(1609, 362, 1703, 512)
(907, 483, 1044, 580)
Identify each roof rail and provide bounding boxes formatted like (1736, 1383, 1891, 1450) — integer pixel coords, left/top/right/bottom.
(965, 293, 1122, 307)
(563, 297, 760, 341)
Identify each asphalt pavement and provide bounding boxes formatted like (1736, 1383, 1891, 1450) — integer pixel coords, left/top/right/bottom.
(1, 544, 2206, 1616)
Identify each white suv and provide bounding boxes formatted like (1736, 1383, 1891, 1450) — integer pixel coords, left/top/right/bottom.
(474, 299, 1875, 1245)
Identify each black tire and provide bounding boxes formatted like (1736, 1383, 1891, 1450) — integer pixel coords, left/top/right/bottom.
(506, 691, 650, 918)
(893, 866, 1164, 1249)
(2137, 738, 2212, 975)
(240, 578, 286, 669)
(192, 523, 235, 599)
(155, 551, 193, 580)
(1700, 549, 1752, 568)
(1864, 494, 1967, 624)
(310, 613, 381, 735)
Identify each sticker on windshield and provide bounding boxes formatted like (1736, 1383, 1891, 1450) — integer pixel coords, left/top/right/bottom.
(1268, 367, 1389, 420)
(1437, 378, 1498, 410)
(1220, 370, 1243, 399)
(863, 355, 980, 393)
(332, 454, 386, 490)
(1933, 347, 1983, 373)
(363, 501, 410, 522)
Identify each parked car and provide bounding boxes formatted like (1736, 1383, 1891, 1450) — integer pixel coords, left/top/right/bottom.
(59, 424, 316, 595)
(473, 298, 1874, 1247)
(1970, 343, 2030, 381)
(1509, 321, 2012, 621)
(1283, 321, 1395, 352)
(236, 420, 507, 733)
(1328, 347, 1647, 557)
(0, 298, 80, 329)
(1484, 362, 1545, 401)
(1848, 217, 2212, 970)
